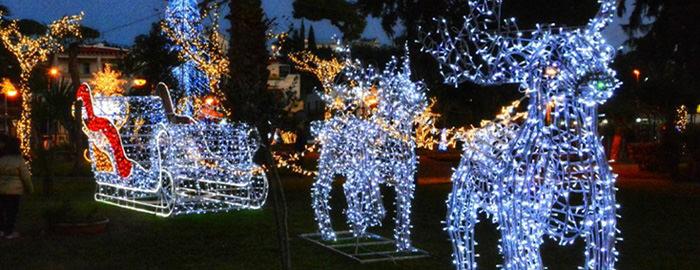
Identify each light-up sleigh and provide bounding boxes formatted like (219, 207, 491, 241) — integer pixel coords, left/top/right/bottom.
(76, 83, 268, 217)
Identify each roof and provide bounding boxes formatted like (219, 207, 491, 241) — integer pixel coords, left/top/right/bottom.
(56, 43, 128, 58)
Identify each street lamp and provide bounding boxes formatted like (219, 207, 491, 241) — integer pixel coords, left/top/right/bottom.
(132, 78, 147, 87)
(632, 69, 641, 83)
(1, 78, 18, 135)
(49, 67, 60, 78)
(48, 67, 60, 90)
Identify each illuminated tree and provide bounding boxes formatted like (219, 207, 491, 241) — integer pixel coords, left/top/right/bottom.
(161, 3, 229, 115)
(0, 12, 83, 160)
(163, 0, 210, 114)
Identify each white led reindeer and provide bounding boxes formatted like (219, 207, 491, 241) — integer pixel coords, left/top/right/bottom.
(422, 0, 621, 269)
(311, 54, 427, 251)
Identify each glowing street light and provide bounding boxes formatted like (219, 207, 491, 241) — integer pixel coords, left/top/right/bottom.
(48, 67, 60, 78)
(132, 78, 147, 87)
(0, 78, 18, 135)
(1, 78, 18, 98)
(5, 87, 17, 98)
(632, 69, 641, 82)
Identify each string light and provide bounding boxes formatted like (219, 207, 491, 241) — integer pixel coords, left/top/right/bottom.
(675, 105, 688, 132)
(89, 64, 127, 96)
(288, 50, 346, 94)
(413, 98, 470, 151)
(423, 0, 621, 269)
(162, 1, 229, 116)
(77, 83, 268, 216)
(0, 12, 83, 161)
(311, 46, 427, 251)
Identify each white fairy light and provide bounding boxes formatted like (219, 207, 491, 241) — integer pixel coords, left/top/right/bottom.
(422, 0, 621, 269)
(77, 83, 268, 217)
(311, 46, 427, 251)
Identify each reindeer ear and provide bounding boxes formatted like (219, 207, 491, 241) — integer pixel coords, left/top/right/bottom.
(587, 0, 617, 32)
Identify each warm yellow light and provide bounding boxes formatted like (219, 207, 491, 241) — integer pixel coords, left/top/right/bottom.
(696, 104, 700, 114)
(1, 79, 18, 98)
(632, 69, 641, 77)
(132, 78, 147, 87)
(48, 67, 60, 78)
(89, 65, 126, 96)
(204, 96, 217, 106)
(544, 66, 559, 78)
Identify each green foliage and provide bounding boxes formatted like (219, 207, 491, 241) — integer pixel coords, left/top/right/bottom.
(33, 78, 75, 125)
(120, 22, 180, 94)
(307, 25, 317, 52)
(43, 200, 103, 225)
(16, 19, 47, 35)
(225, 0, 284, 136)
(292, 0, 366, 40)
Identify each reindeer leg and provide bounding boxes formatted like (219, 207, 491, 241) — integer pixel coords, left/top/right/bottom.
(583, 174, 618, 270)
(393, 171, 416, 251)
(447, 167, 480, 270)
(498, 200, 545, 270)
(312, 158, 336, 241)
(366, 172, 386, 227)
(343, 172, 369, 238)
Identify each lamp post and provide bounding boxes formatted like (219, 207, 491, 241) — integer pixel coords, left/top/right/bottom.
(48, 67, 60, 90)
(1, 79, 18, 135)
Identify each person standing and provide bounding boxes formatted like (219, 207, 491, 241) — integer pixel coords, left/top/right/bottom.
(0, 137, 32, 239)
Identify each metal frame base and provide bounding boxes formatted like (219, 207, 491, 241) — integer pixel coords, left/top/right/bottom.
(300, 231, 429, 263)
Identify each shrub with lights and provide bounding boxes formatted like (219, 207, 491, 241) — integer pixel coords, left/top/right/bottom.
(77, 82, 267, 216)
(311, 46, 427, 251)
(422, 0, 621, 269)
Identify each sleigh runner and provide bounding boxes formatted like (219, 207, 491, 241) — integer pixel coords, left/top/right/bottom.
(77, 83, 268, 217)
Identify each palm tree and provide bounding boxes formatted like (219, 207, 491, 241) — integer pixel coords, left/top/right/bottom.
(32, 79, 79, 194)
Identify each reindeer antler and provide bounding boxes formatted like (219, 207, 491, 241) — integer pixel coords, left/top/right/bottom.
(587, 0, 619, 33)
(423, 0, 544, 86)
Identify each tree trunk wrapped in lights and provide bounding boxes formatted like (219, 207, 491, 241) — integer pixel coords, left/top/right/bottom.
(0, 12, 83, 162)
(422, 0, 621, 269)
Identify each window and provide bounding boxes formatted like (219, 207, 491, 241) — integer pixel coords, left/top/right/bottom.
(82, 63, 91, 75)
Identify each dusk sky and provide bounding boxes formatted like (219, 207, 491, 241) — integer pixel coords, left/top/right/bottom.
(1, 0, 630, 47)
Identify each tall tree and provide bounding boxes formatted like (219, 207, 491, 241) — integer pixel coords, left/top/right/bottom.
(298, 20, 306, 50)
(307, 25, 316, 52)
(226, 1, 292, 269)
(121, 22, 180, 94)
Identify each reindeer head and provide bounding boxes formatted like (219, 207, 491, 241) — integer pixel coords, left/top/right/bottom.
(320, 50, 427, 126)
(375, 55, 428, 127)
(423, 0, 621, 106)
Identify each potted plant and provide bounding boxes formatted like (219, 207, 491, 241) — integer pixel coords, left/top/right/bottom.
(43, 201, 109, 236)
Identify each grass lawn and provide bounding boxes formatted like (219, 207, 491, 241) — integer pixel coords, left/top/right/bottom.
(1, 173, 698, 269)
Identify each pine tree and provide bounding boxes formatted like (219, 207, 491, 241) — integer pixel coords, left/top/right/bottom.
(307, 25, 317, 52)
(164, 0, 209, 99)
(226, 0, 272, 125)
(298, 19, 306, 50)
(225, 3, 292, 268)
